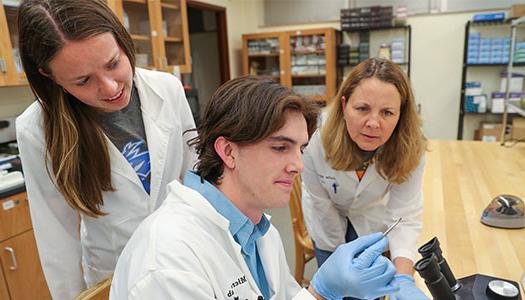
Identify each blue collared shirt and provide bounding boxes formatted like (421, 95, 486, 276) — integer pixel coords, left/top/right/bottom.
(184, 171, 271, 300)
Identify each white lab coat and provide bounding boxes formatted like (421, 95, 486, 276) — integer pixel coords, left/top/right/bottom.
(301, 129, 424, 261)
(110, 180, 315, 300)
(16, 68, 197, 300)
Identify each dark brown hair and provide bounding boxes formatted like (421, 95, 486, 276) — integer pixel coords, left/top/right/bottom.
(189, 76, 319, 184)
(322, 58, 426, 184)
(18, 0, 135, 217)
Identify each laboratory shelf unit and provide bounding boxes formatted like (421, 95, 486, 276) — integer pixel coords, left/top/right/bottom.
(457, 20, 525, 140)
(337, 25, 411, 82)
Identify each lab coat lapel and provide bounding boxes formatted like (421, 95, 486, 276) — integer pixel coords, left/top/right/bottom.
(229, 237, 264, 296)
(355, 163, 381, 196)
(107, 136, 146, 191)
(257, 218, 279, 298)
(134, 71, 173, 209)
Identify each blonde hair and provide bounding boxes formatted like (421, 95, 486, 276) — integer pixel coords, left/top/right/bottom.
(321, 58, 426, 184)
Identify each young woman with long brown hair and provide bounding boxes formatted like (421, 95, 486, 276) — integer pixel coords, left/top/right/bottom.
(302, 58, 428, 300)
(16, 0, 196, 298)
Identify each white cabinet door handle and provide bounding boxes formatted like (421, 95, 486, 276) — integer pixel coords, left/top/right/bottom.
(4, 247, 17, 270)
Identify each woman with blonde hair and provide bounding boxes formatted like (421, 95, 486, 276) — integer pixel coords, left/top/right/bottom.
(16, 0, 196, 298)
(302, 58, 428, 300)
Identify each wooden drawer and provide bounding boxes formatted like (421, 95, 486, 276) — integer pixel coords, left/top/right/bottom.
(0, 192, 32, 242)
(0, 230, 51, 300)
(0, 263, 9, 300)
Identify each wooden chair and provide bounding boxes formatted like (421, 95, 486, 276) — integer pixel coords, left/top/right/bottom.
(74, 276, 112, 300)
(288, 175, 315, 286)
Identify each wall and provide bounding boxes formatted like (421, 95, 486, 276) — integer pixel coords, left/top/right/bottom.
(190, 32, 221, 113)
(197, 0, 262, 77)
(407, 12, 474, 140)
(0, 86, 34, 119)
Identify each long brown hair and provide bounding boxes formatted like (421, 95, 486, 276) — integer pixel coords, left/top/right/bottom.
(322, 58, 426, 184)
(189, 76, 319, 184)
(18, 0, 136, 217)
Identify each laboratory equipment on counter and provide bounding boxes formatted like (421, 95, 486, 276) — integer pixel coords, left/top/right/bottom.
(415, 237, 522, 300)
(0, 171, 24, 194)
(481, 194, 525, 229)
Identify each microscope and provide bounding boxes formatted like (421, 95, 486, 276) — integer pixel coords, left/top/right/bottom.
(415, 237, 522, 300)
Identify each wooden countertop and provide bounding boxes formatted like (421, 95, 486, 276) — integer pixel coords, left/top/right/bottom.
(415, 140, 525, 292)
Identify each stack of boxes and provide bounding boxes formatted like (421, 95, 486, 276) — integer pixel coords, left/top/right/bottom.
(466, 32, 480, 64)
(247, 38, 279, 55)
(349, 46, 360, 64)
(391, 38, 405, 63)
(464, 81, 487, 113)
(467, 31, 512, 64)
(290, 54, 326, 76)
(514, 41, 525, 63)
(337, 35, 405, 66)
(358, 32, 370, 62)
(337, 44, 350, 66)
(340, 6, 393, 31)
(492, 72, 525, 113)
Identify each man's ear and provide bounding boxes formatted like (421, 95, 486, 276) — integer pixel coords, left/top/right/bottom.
(214, 136, 236, 169)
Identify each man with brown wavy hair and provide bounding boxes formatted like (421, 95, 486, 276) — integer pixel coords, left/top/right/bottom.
(111, 76, 400, 300)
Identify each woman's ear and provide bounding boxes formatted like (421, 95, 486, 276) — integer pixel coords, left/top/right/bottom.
(214, 136, 236, 169)
(341, 95, 347, 112)
(38, 68, 50, 78)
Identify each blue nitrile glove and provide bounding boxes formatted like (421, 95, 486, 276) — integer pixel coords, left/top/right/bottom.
(310, 232, 400, 300)
(389, 274, 430, 300)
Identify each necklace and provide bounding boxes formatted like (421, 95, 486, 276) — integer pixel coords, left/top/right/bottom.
(356, 158, 371, 172)
(356, 151, 375, 172)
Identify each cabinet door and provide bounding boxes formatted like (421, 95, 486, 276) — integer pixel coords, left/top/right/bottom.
(118, 0, 158, 70)
(0, 265, 9, 300)
(287, 28, 336, 105)
(0, 192, 32, 243)
(154, 0, 191, 73)
(0, 230, 51, 300)
(242, 32, 286, 84)
(0, 0, 27, 87)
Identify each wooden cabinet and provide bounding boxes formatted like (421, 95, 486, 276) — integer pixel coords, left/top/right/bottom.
(0, 0, 192, 87)
(0, 0, 27, 87)
(0, 192, 51, 300)
(109, 0, 192, 74)
(242, 28, 337, 105)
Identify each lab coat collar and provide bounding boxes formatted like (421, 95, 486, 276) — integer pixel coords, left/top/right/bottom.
(107, 68, 176, 208)
(355, 162, 384, 196)
(167, 179, 274, 296)
(183, 171, 271, 245)
(134, 68, 173, 130)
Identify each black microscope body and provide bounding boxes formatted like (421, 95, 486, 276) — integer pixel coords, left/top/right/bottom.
(415, 237, 522, 300)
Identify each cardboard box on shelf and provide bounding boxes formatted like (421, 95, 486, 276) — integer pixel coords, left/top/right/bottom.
(511, 4, 525, 18)
(474, 122, 510, 142)
(512, 117, 525, 141)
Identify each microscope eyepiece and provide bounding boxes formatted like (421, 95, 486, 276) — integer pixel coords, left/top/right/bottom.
(419, 237, 443, 259)
(417, 237, 460, 291)
(415, 254, 456, 300)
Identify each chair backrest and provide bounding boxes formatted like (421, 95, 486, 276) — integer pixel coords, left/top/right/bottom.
(289, 175, 313, 251)
(74, 276, 112, 300)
